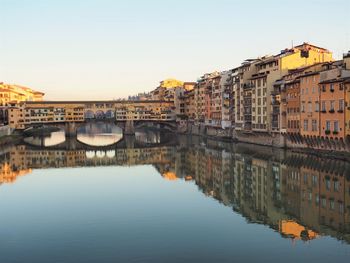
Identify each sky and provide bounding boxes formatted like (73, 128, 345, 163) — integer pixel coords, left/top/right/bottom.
(1, 0, 349, 100)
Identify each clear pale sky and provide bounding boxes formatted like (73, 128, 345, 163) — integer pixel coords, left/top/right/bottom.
(1, 0, 349, 100)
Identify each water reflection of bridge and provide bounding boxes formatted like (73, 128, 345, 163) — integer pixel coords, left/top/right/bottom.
(23, 132, 177, 151)
(1, 138, 350, 244)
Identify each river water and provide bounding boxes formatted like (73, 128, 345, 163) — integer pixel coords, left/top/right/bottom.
(0, 123, 350, 262)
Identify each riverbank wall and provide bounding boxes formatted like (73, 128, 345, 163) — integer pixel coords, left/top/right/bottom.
(0, 128, 22, 147)
(177, 121, 350, 156)
(0, 125, 12, 137)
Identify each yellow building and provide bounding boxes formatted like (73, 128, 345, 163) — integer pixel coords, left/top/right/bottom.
(159, 78, 184, 89)
(0, 83, 44, 106)
(279, 220, 318, 241)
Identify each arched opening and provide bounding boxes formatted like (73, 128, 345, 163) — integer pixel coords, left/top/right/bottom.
(95, 110, 105, 120)
(85, 110, 95, 119)
(105, 110, 115, 119)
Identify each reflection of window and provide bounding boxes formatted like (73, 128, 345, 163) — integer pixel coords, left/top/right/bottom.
(326, 179, 331, 190)
(339, 202, 344, 214)
(321, 198, 326, 208)
(329, 199, 335, 210)
(308, 192, 312, 201)
(334, 180, 339, 192)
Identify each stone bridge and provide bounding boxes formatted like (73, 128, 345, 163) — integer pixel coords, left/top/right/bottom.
(26, 120, 177, 137)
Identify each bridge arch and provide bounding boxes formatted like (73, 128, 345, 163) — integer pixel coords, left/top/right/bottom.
(105, 110, 115, 119)
(86, 151, 96, 159)
(96, 151, 106, 158)
(85, 110, 95, 119)
(95, 110, 105, 119)
(106, 150, 116, 158)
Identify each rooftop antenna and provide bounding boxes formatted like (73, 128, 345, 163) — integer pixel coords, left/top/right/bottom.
(291, 40, 294, 49)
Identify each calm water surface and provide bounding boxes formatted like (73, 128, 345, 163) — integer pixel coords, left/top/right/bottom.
(1, 125, 350, 262)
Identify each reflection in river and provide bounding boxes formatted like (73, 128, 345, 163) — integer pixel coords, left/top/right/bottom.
(0, 136, 350, 262)
(135, 130, 160, 144)
(24, 130, 66, 147)
(77, 122, 123, 146)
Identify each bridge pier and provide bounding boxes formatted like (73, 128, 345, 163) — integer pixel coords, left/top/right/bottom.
(124, 120, 135, 135)
(124, 135, 135, 148)
(65, 122, 78, 137)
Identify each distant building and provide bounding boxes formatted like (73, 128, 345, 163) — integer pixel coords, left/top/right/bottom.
(0, 83, 44, 106)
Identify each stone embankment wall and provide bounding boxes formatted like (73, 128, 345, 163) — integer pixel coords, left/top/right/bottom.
(177, 121, 350, 153)
(285, 133, 350, 152)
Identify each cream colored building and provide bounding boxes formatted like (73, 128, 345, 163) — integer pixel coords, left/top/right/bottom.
(249, 43, 332, 132)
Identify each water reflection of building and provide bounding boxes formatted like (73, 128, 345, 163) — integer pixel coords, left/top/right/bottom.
(1, 142, 350, 243)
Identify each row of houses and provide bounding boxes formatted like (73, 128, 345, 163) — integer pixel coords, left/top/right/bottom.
(169, 43, 350, 140)
(5, 101, 176, 130)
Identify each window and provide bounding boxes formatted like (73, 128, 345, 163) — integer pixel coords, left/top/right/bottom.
(301, 102, 305, 112)
(308, 102, 312, 113)
(322, 101, 326, 111)
(339, 99, 344, 111)
(326, 121, 331, 131)
(330, 101, 335, 111)
(322, 85, 326, 92)
(312, 120, 317, 131)
(304, 120, 308, 131)
(326, 179, 331, 190)
(330, 84, 334, 92)
(334, 121, 339, 132)
(315, 101, 319, 112)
